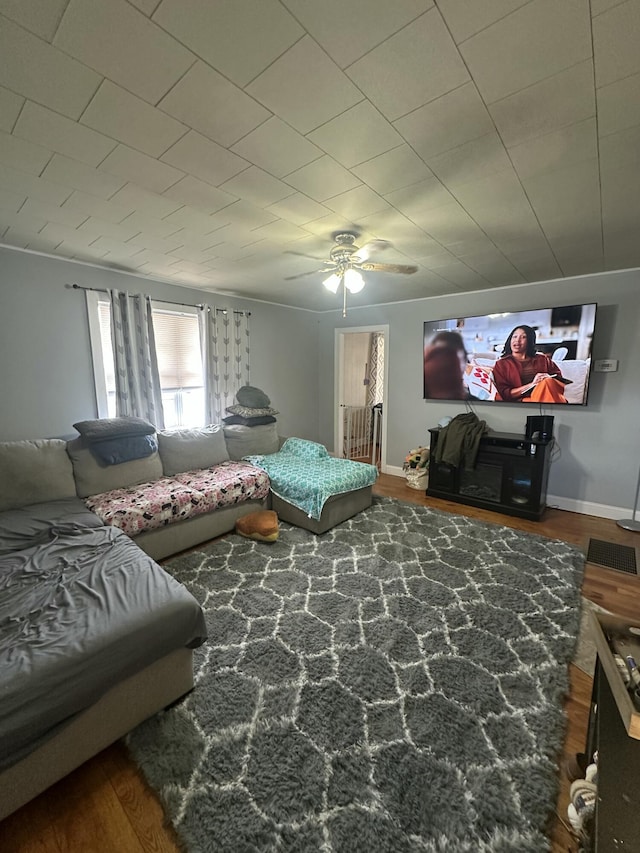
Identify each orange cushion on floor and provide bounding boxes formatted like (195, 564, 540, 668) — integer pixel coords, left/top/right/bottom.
(235, 510, 279, 542)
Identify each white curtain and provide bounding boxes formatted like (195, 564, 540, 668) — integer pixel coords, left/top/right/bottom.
(110, 290, 165, 428)
(200, 307, 251, 424)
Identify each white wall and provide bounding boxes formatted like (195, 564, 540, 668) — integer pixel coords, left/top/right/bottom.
(0, 248, 320, 442)
(317, 268, 640, 519)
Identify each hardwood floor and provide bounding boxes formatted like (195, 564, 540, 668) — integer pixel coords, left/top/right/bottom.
(2, 474, 639, 852)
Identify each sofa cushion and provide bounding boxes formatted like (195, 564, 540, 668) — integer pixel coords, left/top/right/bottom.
(226, 404, 279, 418)
(0, 439, 77, 512)
(223, 423, 280, 460)
(157, 425, 229, 476)
(67, 437, 164, 498)
(72, 416, 156, 440)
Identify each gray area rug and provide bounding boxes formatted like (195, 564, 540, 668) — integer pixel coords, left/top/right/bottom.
(126, 496, 585, 852)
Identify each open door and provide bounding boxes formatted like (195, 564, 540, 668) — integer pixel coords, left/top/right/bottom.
(335, 325, 388, 471)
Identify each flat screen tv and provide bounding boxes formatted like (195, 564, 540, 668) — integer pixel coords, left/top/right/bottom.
(423, 303, 596, 405)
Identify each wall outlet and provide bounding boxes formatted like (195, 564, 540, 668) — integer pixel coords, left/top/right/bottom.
(594, 359, 619, 372)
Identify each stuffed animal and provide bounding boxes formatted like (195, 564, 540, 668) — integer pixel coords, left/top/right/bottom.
(404, 447, 429, 470)
(235, 510, 279, 542)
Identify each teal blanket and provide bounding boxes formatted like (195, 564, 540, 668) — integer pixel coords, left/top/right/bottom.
(245, 438, 378, 520)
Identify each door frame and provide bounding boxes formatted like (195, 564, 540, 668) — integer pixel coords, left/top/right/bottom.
(334, 324, 389, 472)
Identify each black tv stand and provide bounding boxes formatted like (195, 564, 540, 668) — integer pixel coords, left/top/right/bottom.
(426, 429, 551, 521)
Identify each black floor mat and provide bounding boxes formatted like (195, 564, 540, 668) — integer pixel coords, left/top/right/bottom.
(587, 539, 637, 574)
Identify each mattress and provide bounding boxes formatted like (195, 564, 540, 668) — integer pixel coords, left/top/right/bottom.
(0, 518, 206, 772)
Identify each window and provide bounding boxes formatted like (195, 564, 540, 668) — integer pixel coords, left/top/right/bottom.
(151, 303, 204, 428)
(88, 293, 205, 428)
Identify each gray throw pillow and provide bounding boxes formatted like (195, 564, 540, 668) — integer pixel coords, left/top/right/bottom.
(158, 425, 230, 475)
(73, 416, 156, 440)
(235, 385, 271, 408)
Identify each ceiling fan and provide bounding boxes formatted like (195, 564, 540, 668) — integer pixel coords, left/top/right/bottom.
(286, 231, 418, 316)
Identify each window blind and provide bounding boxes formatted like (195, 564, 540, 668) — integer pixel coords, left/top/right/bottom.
(152, 310, 202, 388)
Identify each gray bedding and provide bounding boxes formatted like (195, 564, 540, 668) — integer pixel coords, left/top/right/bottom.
(0, 516, 206, 772)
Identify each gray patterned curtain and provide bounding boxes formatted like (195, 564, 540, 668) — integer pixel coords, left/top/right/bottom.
(109, 290, 165, 428)
(200, 306, 251, 424)
(366, 332, 384, 407)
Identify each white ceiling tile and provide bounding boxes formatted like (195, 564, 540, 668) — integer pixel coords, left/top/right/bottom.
(158, 61, 270, 148)
(0, 86, 24, 133)
(42, 153, 125, 199)
(508, 119, 598, 180)
(109, 184, 182, 219)
(450, 167, 527, 211)
(162, 207, 218, 235)
(14, 101, 117, 167)
(170, 228, 221, 251)
(20, 198, 88, 228)
(324, 185, 391, 220)
(128, 0, 162, 15)
(591, 0, 627, 14)
(250, 219, 310, 243)
(232, 118, 322, 178)
(0, 0, 68, 41)
(153, 0, 303, 87)
(427, 132, 512, 188)
(0, 208, 46, 235)
(490, 61, 595, 148)
(87, 236, 144, 258)
(597, 70, 640, 136)
(347, 9, 469, 121)
(0, 130, 51, 174)
(37, 222, 98, 249)
(307, 102, 404, 169)
(385, 177, 455, 215)
(77, 215, 143, 242)
(162, 175, 238, 214)
(394, 82, 494, 160)
(266, 194, 330, 226)
(219, 166, 296, 207)
(424, 259, 488, 288)
(284, 156, 362, 202)
(61, 190, 134, 222)
(436, 0, 531, 43)
(161, 130, 248, 185)
(599, 123, 640, 173)
(99, 144, 184, 193)
(281, 0, 433, 68)
(593, 0, 640, 87)
(0, 16, 101, 119)
(508, 250, 563, 281)
(351, 146, 432, 196)
(247, 37, 363, 134)
(0, 163, 72, 205)
(0, 187, 26, 212)
(54, 0, 194, 104)
(460, 0, 592, 104)
(81, 81, 188, 158)
(207, 200, 277, 232)
(407, 201, 486, 244)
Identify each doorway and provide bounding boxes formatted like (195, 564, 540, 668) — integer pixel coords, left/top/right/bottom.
(335, 325, 389, 471)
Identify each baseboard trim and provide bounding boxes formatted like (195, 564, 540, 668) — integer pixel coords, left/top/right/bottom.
(382, 465, 624, 521)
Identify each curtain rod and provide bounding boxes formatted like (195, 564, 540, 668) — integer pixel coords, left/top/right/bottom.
(69, 283, 251, 315)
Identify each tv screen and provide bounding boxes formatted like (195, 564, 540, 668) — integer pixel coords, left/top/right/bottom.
(423, 303, 596, 405)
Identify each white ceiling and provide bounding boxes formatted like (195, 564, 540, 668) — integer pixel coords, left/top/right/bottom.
(1, 0, 639, 311)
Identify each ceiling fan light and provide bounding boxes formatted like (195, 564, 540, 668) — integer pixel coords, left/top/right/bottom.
(344, 268, 364, 293)
(323, 273, 341, 293)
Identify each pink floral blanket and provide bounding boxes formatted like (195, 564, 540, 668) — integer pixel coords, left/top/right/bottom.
(84, 461, 270, 536)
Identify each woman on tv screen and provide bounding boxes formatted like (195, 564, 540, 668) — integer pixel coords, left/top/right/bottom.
(492, 325, 568, 403)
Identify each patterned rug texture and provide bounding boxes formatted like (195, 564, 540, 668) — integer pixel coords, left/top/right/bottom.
(126, 496, 585, 852)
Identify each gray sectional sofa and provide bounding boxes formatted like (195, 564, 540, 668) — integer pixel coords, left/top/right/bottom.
(0, 422, 276, 820)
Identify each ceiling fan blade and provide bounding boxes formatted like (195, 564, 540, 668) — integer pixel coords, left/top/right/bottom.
(361, 262, 418, 275)
(284, 250, 327, 261)
(284, 267, 334, 281)
(352, 239, 393, 262)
